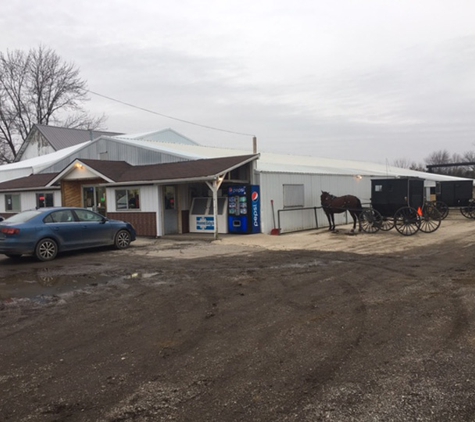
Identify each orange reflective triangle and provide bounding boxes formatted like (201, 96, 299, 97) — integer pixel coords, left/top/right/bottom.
(417, 207, 423, 217)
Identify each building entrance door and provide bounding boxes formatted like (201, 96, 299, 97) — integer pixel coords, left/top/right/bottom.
(83, 186, 107, 216)
(164, 185, 178, 234)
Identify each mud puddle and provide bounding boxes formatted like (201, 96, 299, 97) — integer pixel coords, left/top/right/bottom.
(0, 268, 165, 303)
(0, 269, 117, 302)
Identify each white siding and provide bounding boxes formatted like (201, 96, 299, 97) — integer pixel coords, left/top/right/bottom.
(0, 190, 61, 213)
(22, 143, 55, 161)
(259, 172, 372, 234)
(54, 191, 62, 206)
(42, 139, 190, 173)
(0, 194, 7, 213)
(21, 192, 39, 210)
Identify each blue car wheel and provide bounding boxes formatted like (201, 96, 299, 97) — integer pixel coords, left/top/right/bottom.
(114, 230, 131, 250)
(35, 238, 58, 261)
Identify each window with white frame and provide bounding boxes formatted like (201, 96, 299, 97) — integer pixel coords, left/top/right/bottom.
(5, 194, 21, 212)
(283, 184, 304, 208)
(115, 188, 140, 210)
(36, 192, 54, 208)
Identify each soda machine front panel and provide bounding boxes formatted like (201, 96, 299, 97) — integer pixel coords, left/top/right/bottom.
(228, 185, 251, 234)
(227, 185, 260, 234)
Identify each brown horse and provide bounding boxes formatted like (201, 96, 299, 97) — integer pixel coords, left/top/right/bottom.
(320, 191, 363, 232)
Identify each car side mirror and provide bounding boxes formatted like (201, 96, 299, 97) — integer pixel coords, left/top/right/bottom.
(101, 217, 108, 224)
(0, 216, 4, 222)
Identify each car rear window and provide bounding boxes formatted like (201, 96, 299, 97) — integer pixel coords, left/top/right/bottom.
(4, 210, 42, 223)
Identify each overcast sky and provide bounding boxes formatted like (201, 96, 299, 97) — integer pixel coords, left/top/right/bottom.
(1, 1, 475, 165)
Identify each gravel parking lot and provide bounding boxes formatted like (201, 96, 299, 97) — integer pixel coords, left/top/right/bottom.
(1, 215, 475, 421)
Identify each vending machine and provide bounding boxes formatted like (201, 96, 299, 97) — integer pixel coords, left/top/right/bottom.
(228, 185, 261, 234)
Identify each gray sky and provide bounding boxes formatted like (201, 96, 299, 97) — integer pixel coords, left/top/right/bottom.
(1, 0, 475, 165)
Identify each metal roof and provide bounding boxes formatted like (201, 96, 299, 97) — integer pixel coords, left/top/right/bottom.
(0, 143, 90, 182)
(34, 124, 123, 150)
(103, 136, 472, 183)
(2, 128, 473, 185)
(118, 128, 199, 145)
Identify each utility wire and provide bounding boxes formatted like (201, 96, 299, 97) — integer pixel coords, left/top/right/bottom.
(86, 89, 255, 138)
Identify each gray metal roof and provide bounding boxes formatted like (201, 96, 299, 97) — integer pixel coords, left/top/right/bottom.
(35, 124, 123, 150)
(120, 128, 199, 145)
(5, 126, 473, 185)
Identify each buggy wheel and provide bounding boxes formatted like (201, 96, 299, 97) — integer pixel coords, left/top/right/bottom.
(419, 203, 442, 233)
(394, 207, 420, 236)
(433, 201, 449, 220)
(460, 203, 475, 219)
(380, 217, 394, 231)
(360, 209, 382, 233)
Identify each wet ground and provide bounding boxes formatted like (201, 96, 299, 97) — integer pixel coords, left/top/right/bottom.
(2, 227, 475, 421)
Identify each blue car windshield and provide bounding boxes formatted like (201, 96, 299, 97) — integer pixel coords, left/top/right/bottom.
(4, 210, 43, 223)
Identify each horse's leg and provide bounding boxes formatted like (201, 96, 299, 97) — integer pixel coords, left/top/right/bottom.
(350, 211, 362, 232)
(325, 211, 333, 231)
(330, 213, 336, 231)
(349, 211, 356, 233)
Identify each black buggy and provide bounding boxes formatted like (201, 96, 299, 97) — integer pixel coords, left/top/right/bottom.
(360, 177, 442, 236)
(430, 180, 475, 220)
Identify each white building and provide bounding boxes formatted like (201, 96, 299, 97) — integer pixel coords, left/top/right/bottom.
(1, 127, 472, 236)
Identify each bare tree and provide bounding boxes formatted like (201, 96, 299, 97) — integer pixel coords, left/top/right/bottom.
(0, 45, 105, 163)
(425, 150, 452, 167)
(425, 149, 475, 177)
(461, 151, 475, 178)
(392, 157, 425, 171)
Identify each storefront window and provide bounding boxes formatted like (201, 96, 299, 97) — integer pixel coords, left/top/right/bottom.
(5, 194, 21, 212)
(83, 186, 107, 215)
(115, 189, 140, 210)
(36, 193, 54, 208)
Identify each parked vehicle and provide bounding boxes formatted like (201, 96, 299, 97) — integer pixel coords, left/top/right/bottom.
(0, 207, 136, 261)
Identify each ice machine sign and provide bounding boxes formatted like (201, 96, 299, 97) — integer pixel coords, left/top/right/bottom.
(196, 216, 215, 231)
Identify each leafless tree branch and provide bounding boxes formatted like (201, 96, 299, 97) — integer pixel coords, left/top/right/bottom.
(0, 45, 106, 163)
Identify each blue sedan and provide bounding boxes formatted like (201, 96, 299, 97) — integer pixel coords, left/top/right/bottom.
(0, 207, 136, 261)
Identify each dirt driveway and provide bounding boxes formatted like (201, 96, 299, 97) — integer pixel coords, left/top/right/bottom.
(1, 215, 475, 421)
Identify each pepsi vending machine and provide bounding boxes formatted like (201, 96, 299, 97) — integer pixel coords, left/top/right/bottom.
(228, 185, 261, 234)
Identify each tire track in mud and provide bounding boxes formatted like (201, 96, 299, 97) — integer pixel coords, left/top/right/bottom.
(143, 259, 373, 421)
(96, 256, 371, 420)
(2, 244, 474, 421)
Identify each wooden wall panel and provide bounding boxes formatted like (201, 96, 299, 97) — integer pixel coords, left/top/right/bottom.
(108, 212, 157, 237)
(61, 179, 104, 207)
